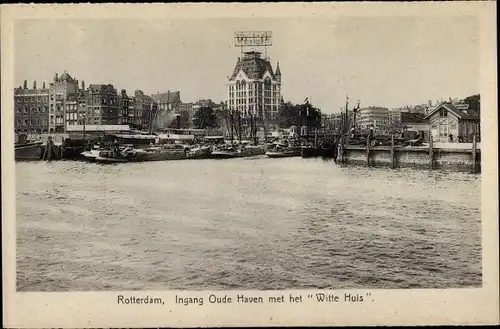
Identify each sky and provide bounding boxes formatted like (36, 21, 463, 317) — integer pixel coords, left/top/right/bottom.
(14, 16, 479, 113)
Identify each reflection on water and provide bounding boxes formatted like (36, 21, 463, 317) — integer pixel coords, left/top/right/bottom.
(15, 157, 481, 291)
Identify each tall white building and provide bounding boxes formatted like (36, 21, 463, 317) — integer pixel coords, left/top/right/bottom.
(227, 51, 282, 120)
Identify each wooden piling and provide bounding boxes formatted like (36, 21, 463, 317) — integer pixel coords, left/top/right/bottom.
(390, 134, 395, 169)
(339, 136, 344, 163)
(366, 135, 371, 167)
(472, 134, 477, 173)
(45, 138, 53, 161)
(429, 135, 434, 170)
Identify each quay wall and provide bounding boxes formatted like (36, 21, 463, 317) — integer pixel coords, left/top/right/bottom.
(342, 146, 480, 172)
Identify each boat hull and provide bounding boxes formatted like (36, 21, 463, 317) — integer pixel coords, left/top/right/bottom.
(15, 143, 43, 161)
(266, 150, 301, 158)
(301, 147, 320, 158)
(94, 156, 129, 163)
(209, 151, 242, 159)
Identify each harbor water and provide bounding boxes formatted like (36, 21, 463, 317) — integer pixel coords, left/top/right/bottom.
(16, 157, 482, 291)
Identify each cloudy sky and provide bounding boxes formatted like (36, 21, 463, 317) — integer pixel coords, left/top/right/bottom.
(14, 16, 479, 112)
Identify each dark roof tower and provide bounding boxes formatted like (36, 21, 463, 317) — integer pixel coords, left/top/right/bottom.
(275, 60, 281, 82)
(229, 51, 276, 81)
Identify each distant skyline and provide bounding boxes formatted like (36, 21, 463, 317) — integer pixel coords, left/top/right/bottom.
(15, 16, 479, 113)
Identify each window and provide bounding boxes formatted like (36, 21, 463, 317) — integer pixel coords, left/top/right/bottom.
(440, 108, 448, 117)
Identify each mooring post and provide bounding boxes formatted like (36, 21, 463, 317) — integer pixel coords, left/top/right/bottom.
(472, 134, 477, 173)
(391, 134, 395, 169)
(46, 137, 53, 161)
(60, 137, 65, 159)
(366, 135, 371, 167)
(429, 135, 434, 170)
(339, 136, 344, 163)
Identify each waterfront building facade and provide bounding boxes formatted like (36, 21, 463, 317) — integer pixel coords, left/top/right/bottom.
(14, 80, 50, 134)
(65, 91, 87, 127)
(134, 90, 158, 130)
(48, 72, 80, 133)
(227, 51, 282, 120)
(357, 106, 390, 133)
(117, 89, 132, 126)
(425, 102, 479, 142)
(85, 84, 119, 126)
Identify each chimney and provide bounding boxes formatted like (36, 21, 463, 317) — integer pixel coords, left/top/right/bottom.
(42, 81, 46, 89)
(82, 80, 85, 90)
(33, 81, 36, 89)
(55, 73, 59, 81)
(23, 80, 27, 89)
(176, 114, 181, 129)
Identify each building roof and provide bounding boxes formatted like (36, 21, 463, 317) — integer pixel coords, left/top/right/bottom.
(229, 51, 276, 81)
(88, 84, 117, 93)
(59, 71, 75, 83)
(134, 90, 154, 103)
(424, 102, 479, 120)
(275, 61, 281, 76)
(151, 91, 182, 103)
(401, 112, 427, 124)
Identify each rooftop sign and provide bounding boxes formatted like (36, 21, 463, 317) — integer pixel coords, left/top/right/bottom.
(234, 31, 273, 47)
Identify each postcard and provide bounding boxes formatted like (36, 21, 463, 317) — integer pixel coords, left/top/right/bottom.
(2, 2, 498, 327)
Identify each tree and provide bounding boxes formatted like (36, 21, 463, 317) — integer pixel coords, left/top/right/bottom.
(193, 106, 217, 129)
(463, 94, 480, 114)
(276, 101, 322, 129)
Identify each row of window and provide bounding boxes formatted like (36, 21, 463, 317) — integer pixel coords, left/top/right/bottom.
(229, 83, 280, 92)
(16, 106, 49, 113)
(15, 96, 49, 103)
(15, 118, 48, 126)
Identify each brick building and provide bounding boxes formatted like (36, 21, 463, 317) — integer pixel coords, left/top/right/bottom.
(85, 84, 119, 126)
(48, 71, 81, 133)
(134, 90, 158, 131)
(14, 80, 49, 134)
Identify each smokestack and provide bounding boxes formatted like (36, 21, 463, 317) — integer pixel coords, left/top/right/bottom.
(176, 114, 181, 129)
(33, 81, 36, 89)
(23, 80, 27, 89)
(82, 80, 85, 90)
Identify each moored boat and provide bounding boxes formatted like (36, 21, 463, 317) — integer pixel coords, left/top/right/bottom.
(185, 145, 212, 159)
(266, 148, 301, 158)
(15, 141, 44, 161)
(266, 140, 301, 158)
(210, 145, 242, 159)
(80, 145, 102, 162)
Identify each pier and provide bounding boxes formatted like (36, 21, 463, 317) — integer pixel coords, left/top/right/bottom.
(338, 137, 481, 173)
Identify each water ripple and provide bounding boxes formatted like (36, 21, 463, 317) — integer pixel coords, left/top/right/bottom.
(15, 159, 481, 291)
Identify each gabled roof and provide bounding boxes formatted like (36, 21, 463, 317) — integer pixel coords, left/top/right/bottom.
(229, 51, 276, 81)
(152, 91, 182, 103)
(425, 102, 479, 120)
